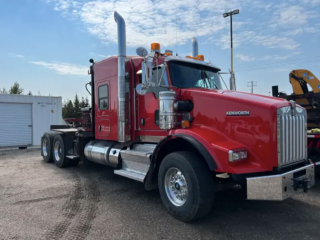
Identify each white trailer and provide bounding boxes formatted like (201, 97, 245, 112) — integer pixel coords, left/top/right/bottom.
(0, 94, 65, 147)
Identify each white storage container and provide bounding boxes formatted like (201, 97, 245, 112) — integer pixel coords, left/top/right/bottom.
(0, 94, 66, 147)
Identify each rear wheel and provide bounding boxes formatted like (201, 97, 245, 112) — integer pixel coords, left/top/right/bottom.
(52, 134, 69, 168)
(158, 151, 215, 222)
(41, 133, 55, 163)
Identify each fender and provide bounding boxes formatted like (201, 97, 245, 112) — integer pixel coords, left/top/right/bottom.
(172, 134, 218, 170)
(144, 133, 218, 190)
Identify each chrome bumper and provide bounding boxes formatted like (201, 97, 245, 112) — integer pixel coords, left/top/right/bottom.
(247, 164, 315, 201)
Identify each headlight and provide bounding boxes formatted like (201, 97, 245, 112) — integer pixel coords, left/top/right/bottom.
(228, 149, 247, 162)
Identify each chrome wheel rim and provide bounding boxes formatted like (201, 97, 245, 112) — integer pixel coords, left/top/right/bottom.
(42, 138, 48, 157)
(54, 141, 62, 162)
(164, 167, 188, 206)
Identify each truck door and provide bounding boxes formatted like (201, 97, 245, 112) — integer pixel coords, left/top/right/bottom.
(95, 81, 111, 139)
(137, 65, 169, 131)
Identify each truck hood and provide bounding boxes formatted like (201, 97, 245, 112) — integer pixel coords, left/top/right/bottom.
(181, 88, 289, 109)
(179, 88, 292, 172)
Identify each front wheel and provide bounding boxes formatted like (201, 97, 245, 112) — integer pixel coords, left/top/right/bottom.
(158, 151, 215, 222)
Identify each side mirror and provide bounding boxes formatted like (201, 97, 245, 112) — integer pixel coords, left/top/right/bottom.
(136, 83, 147, 95)
(136, 47, 148, 57)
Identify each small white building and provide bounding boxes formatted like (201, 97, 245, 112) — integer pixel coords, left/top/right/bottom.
(0, 94, 66, 147)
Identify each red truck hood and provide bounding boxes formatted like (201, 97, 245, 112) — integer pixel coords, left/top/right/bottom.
(181, 88, 289, 109)
(179, 88, 291, 172)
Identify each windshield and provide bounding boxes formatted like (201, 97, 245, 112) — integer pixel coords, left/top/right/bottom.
(169, 61, 223, 89)
(151, 65, 169, 86)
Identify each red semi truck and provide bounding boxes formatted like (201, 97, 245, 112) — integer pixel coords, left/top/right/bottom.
(41, 11, 315, 222)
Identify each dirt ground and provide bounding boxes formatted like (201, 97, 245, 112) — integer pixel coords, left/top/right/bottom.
(0, 149, 320, 240)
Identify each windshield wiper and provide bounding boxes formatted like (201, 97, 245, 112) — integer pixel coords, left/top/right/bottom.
(202, 71, 218, 89)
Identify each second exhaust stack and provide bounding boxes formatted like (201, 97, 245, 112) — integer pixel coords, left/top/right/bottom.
(191, 37, 198, 57)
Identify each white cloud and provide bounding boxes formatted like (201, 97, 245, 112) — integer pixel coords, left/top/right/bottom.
(284, 28, 303, 36)
(45, 0, 80, 19)
(259, 51, 301, 61)
(284, 26, 319, 36)
(44, 0, 271, 48)
(89, 52, 112, 59)
(255, 35, 299, 50)
(304, 27, 319, 33)
(236, 54, 255, 62)
(278, 6, 308, 27)
(78, 0, 226, 47)
(30, 61, 88, 76)
(216, 31, 299, 50)
(260, 55, 289, 61)
(270, 5, 317, 29)
(9, 53, 24, 58)
(301, 0, 320, 5)
(43, 0, 317, 52)
(274, 68, 289, 72)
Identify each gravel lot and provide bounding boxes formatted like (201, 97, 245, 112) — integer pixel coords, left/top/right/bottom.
(1, 149, 320, 240)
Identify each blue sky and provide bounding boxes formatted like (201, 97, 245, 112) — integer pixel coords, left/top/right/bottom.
(1, 0, 320, 102)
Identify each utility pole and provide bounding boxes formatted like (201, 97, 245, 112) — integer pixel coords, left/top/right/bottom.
(223, 9, 239, 90)
(247, 81, 257, 93)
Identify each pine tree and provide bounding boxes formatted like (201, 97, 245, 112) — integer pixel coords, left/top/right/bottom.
(62, 100, 68, 118)
(73, 93, 81, 118)
(85, 96, 90, 107)
(79, 97, 86, 108)
(9, 82, 23, 94)
(66, 100, 75, 118)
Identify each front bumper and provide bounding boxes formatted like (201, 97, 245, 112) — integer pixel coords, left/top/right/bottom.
(246, 164, 315, 200)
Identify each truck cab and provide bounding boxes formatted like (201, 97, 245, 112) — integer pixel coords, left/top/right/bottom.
(41, 11, 315, 222)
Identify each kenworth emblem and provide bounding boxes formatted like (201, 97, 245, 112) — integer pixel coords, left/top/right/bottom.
(226, 111, 250, 116)
(280, 100, 302, 115)
(290, 100, 297, 116)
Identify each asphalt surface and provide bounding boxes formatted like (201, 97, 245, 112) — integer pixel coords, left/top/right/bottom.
(1, 149, 320, 240)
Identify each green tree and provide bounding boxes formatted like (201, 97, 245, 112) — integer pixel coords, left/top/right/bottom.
(85, 96, 90, 107)
(62, 100, 68, 118)
(62, 99, 76, 119)
(79, 96, 86, 108)
(0, 87, 7, 94)
(9, 82, 23, 94)
(73, 93, 81, 118)
(66, 100, 75, 118)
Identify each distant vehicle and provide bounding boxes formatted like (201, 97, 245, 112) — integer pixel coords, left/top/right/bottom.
(272, 69, 320, 166)
(64, 118, 82, 128)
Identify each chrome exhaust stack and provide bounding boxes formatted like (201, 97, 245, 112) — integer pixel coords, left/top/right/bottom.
(114, 11, 127, 142)
(191, 37, 198, 57)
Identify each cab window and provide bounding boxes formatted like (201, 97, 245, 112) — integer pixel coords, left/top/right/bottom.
(98, 84, 108, 109)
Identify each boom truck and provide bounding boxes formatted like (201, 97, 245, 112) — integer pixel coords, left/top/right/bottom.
(41, 11, 315, 222)
(272, 70, 320, 166)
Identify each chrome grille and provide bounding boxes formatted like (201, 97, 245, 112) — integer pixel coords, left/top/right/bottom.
(277, 105, 307, 167)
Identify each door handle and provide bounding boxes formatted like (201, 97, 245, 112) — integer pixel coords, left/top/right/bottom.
(28, 125, 32, 127)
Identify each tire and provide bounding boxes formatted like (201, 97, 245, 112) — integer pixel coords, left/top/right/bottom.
(52, 134, 69, 168)
(41, 133, 56, 163)
(158, 151, 215, 222)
